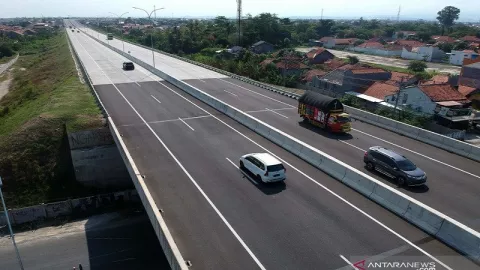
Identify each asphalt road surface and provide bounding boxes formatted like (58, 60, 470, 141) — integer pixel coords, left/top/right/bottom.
(296, 47, 462, 74)
(0, 211, 170, 270)
(66, 21, 480, 270)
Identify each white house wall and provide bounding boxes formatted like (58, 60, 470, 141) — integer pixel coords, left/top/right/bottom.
(384, 86, 437, 115)
(348, 47, 402, 56)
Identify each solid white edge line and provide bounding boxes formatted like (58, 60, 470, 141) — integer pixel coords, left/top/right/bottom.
(226, 158, 239, 169)
(352, 128, 480, 179)
(266, 108, 289, 119)
(224, 90, 238, 97)
(151, 95, 162, 104)
(339, 255, 356, 270)
(338, 140, 366, 152)
(76, 38, 266, 270)
(83, 28, 454, 270)
(219, 78, 296, 108)
(156, 78, 453, 270)
(178, 118, 195, 131)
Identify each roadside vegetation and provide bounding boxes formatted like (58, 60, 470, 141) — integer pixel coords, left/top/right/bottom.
(0, 30, 104, 207)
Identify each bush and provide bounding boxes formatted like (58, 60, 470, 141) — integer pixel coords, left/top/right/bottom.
(347, 55, 359, 64)
(408, 60, 427, 72)
(0, 43, 14, 58)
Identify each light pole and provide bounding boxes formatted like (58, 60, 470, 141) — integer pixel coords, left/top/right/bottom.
(109, 12, 129, 52)
(0, 177, 24, 270)
(132, 6, 165, 68)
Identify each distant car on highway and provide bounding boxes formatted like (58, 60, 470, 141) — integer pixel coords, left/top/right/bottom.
(240, 153, 286, 183)
(364, 146, 426, 186)
(77, 30, 80, 33)
(122, 62, 135, 71)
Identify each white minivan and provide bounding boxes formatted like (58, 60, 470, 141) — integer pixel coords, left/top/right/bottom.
(239, 153, 286, 183)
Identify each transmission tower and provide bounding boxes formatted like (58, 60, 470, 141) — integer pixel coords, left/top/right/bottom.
(397, 5, 401, 22)
(321, 9, 323, 20)
(236, 0, 242, 46)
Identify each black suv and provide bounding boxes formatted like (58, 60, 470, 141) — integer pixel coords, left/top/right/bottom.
(364, 146, 427, 186)
(123, 62, 135, 71)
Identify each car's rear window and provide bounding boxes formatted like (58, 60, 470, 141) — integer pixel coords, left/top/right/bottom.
(267, 164, 285, 172)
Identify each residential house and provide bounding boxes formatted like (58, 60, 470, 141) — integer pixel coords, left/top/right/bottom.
(275, 60, 309, 76)
(401, 46, 446, 62)
(323, 59, 346, 71)
(449, 50, 479, 66)
(432, 36, 456, 43)
(469, 42, 480, 50)
(383, 83, 470, 116)
(392, 31, 417, 39)
(323, 38, 357, 49)
(458, 85, 480, 109)
(458, 61, 480, 109)
(394, 40, 425, 48)
(227, 46, 244, 56)
(251, 41, 275, 54)
(350, 42, 404, 57)
(302, 69, 327, 84)
(259, 58, 275, 68)
(345, 81, 400, 109)
(305, 48, 334, 64)
(308, 39, 324, 47)
(389, 71, 417, 84)
(311, 66, 391, 95)
(32, 22, 49, 30)
(461, 36, 480, 43)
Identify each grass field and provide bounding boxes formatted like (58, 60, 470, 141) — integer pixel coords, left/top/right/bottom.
(0, 55, 16, 64)
(0, 31, 105, 207)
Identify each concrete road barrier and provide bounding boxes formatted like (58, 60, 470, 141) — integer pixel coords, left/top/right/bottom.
(86, 30, 480, 262)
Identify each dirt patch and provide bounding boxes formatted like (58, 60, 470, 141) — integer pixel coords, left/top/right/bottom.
(0, 72, 12, 100)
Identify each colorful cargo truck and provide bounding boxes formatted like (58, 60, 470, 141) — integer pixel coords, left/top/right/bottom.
(298, 91, 351, 133)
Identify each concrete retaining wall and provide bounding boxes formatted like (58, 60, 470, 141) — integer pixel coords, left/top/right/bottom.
(0, 190, 139, 226)
(85, 31, 480, 262)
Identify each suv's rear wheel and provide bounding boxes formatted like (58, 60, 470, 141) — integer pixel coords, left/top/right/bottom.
(366, 162, 375, 171)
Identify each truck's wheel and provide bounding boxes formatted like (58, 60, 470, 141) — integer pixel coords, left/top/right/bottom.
(302, 117, 308, 123)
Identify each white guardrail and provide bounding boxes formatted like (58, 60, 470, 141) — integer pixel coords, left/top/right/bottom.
(84, 29, 480, 263)
(87, 30, 480, 163)
(66, 31, 189, 270)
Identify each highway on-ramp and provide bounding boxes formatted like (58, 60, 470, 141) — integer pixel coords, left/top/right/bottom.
(72, 22, 480, 234)
(67, 22, 479, 269)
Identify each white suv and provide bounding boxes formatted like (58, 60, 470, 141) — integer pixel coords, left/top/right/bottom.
(239, 153, 286, 183)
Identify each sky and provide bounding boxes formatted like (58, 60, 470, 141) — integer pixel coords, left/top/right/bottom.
(0, 0, 479, 22)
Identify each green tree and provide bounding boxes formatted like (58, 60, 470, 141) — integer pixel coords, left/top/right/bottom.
(408, 60, 427, 72)
(0, 43, 14, 58)
(437, 42, 454, 53)
(417, 32, 432, 42)
(453, 41, 469, 51)
(347, 55, 359, 64)
(437, 6, 460, 35)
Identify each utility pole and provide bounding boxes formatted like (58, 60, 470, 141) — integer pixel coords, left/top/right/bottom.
(397, 5, 401, 22)
(0, 177, 24, 270)
(236, 0, 242, 46)
(321, 9, 324, 20)
(393, 76, 406, 120)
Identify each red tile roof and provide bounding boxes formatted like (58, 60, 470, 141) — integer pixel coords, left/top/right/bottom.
(302, 69, 327, 82)
(320, 37, 334, 42)
(324, 59, 346, 70)
(390, 71, 414, 82)
(395, 40, 425, 47)
(419, 84, 468, 102)
(461, 36, 480, 42)
(384, 44, 406, 51)
(359, 82, 398, 100)
(458, 85, 477, 96)
(420, 74, 449, 85)
(356, 41, 384, 49)
(335, 38, 357, 45)
(432, 36, 456, 43)
(260, 58, 275, 67)
(350, 68, 388, 74)
(275, 61, 309, 70)
(470, 42, 480, 48)
(306, 48, 329, 59)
